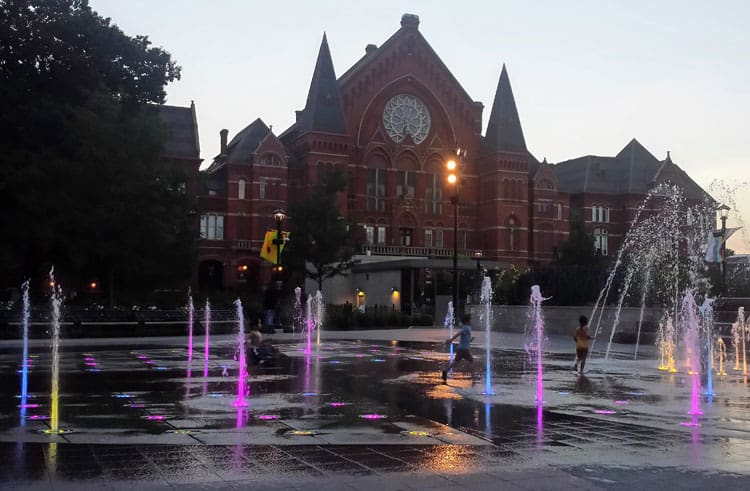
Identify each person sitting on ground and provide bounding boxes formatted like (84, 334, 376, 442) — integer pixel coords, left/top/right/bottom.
(441, 314, 475, 383)
(246, 330, 275, 367)
(573, 315, 592, 373)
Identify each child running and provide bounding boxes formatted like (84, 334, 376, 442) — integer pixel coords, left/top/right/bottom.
(442, 314, 475, 383)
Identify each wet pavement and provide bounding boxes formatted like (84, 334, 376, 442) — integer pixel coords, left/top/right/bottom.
(1, 328, 749, 490)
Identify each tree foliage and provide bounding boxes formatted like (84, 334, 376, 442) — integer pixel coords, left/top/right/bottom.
(557, 221, 599, 265)
(0, 0, 192, 298)
(287, 169, 360, 292)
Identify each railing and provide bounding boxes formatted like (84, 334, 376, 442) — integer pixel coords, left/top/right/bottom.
(235, 240, 254, 250)
(363, 245, 468, 258)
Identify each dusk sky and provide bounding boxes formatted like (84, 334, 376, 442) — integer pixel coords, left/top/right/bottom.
(90, 0, 749, 252)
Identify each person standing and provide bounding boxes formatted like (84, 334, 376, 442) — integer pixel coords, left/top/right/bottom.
(573, 315, 592, 373)
(442, 314, 475, 383)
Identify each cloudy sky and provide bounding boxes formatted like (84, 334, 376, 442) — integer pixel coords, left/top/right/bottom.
(90, 0, 750, 252)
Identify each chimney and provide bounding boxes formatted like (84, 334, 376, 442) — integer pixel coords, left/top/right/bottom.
(400, 13, 420, 29)
(365, 44, 377, 54)
(220, 129, 228, 155)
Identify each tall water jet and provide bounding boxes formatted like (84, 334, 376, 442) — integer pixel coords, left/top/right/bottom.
(479, 276, 494, 395)
(698, 298, 715, 396)
(743, 309, 748, 376)
(233, 299, 248, 408)
(304, 291, 324, 353)
(315, 290, 324, 346)
(732, 319, 741, 371)
(590, 185, 713, 358)
(203, 299, 211, 377)
(186, 291, 194, 363)
(304, 294, 314, 354)
(657, 316, 677, 372)
(633, 266, 652, 359)
(20, 280, 30, 425)
(680, 292, 702, 417)
(49, 268, 63, 433)
(201, 300, 211, 396)
(293, 287, 303, 335)
(529, 286, 546, 403)
(444, 301, 455, 367)
(604, 269, 634, 359)
(732, 307, 745, 372)
(716, 337, 727, 375)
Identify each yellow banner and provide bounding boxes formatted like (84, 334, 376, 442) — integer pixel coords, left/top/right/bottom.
(259, 230, 289, 264)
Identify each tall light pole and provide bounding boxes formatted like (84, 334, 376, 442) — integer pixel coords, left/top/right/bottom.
(272, 209, 286, 327)
(446, 149, 464, 315)
(718, 204, 730, 295)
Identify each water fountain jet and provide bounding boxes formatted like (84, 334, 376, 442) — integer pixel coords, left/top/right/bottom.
(479, 276, 494, 395)
(233, 299, 248, 408)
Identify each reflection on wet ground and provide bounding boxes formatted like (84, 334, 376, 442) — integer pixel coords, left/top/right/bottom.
(1, 331, 749, 489)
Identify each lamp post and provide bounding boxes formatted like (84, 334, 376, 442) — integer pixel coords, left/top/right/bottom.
(446, 149, 465, 315)
(718, 204, 730, 295)
(473, 251, 483, 303)
(272, 209, 286, 328)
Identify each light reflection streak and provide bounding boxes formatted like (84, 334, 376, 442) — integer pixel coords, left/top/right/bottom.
(536, 402, 543, 446)
(47, 442, 57, 477)
(484, 402, 491, 440)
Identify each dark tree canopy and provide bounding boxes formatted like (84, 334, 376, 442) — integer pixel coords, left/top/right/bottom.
(0, 0, 192, 300)
(557, 221, 599, 266)
(287, 169, 360, 292)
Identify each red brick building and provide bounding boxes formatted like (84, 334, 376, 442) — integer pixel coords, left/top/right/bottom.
(192, 14, 708, 292)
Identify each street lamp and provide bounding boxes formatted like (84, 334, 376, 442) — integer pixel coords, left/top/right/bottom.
(473, 251, 483, 303)
(271, 209, 286, 329)
(272, 209, 286, 287)
(446, 149, 465, 316)
(718, 204, 730, 295)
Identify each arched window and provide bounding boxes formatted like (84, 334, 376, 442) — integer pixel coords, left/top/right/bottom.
(593, 228, 608, 255)
(503, 179, 510, 199)
(366, 154, 388, 212)
(238, 178, 246, 200)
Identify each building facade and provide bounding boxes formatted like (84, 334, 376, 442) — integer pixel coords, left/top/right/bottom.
(191, 14, 709, 293)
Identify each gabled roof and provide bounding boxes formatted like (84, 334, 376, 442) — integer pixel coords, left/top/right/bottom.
(293, 33, 347, 135)
(484, 65, 527, 154)
(654, 154, 713, 202)
(337, 14, 476, 108)
(204, 118, 271, 172)
(226, 118, 271, 161)
(157, 102, 200, 159)
(554, 139, 665, 195)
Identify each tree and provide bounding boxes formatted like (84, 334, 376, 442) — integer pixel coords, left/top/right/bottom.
(557, 221, 599, 265)
(287, 169, 360, 292)
(0, 0, 193, 300)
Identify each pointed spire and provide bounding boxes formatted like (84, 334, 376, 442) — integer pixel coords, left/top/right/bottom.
(296, 33, 347, 134)
(485, 64, 527, 154)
